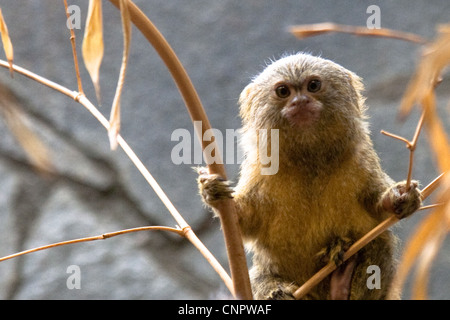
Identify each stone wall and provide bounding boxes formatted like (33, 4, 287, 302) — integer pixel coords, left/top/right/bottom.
(0, 0, 449, 299)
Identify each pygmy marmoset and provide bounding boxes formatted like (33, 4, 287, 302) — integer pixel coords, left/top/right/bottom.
(197, 53, 422, 300)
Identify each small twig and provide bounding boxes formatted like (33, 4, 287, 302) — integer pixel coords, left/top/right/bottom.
(63, 0, 84, 94)
(410, 111, 426, 148)
(381, 110, 426, 190)
(407, 112, 426, 188)
(380, 130, 411, 146)
(293, 173, 443, 300)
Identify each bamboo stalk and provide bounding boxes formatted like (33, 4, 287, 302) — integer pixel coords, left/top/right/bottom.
(106, 0, 252, 299)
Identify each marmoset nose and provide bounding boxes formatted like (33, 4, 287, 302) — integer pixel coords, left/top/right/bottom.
(290, 94, 311, 108)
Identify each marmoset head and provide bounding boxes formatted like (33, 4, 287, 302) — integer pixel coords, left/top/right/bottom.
(239, 53, 366, 136)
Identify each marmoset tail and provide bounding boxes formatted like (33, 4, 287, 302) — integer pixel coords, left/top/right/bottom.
(197, 53, 422, 300)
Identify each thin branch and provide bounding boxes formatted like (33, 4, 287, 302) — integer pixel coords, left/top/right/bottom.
(63, 0, 84, 94)
(406, 111, 426, 188)
(410, 111, 426, 148)
(293, 173, 443, 300)
(0, 226, 183, 263)
(380, 110, 426, 190)
(418, 203, 444, 211)
(380, 130, 412, 147)
(421, 172, 446, 199)
(0, 59, 233, 296)
(107, 0, 252, 299)
(406, 151, 415, 190)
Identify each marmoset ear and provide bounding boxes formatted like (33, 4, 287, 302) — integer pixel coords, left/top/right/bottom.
(347, 71, 367, 114)
(238, 82, 258, 123)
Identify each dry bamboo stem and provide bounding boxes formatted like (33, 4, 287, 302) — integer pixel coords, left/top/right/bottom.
(107, 0, 252, 299)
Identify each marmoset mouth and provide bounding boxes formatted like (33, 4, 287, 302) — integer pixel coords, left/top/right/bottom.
(282, 102, 322, 127)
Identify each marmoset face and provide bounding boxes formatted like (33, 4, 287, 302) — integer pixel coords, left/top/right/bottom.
(239, 53, 364, 133)
(273, 76, 324, 127)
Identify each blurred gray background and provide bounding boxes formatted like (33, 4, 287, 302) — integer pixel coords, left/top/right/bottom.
(0, 0, 449, 299)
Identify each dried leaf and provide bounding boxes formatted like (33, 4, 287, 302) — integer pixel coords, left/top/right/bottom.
(0, 85, 53, 173)
(422, 93, 450, 172)
(411, 184, 450, 300)
(108, 0, 131, 150)
(82, 0, 103, 103)
(289, 22, 426, 44)
(395, 173, 450, 299)
(0, 8, 14, 77)
(400, 25, 450, 117)
(405, 30, 450, 181)
(411, 220, 446, 300)
(393, 25, 450, 300)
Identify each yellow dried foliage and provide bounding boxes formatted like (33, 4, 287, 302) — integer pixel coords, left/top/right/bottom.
(108, 0, 131, 150)
(290, 22, 449, 300)
(0, 85, 53, 173)
(82, 0, 103, 103)
(0, 8, 13, 76)
(394, 25, 450, 299)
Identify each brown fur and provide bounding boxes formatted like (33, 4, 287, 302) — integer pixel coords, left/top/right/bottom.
(197, 53, 421, 299)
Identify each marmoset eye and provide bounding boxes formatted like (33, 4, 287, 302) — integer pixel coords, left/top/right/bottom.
(307, 79, 321, 93)
(275, 85, 290, 98)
